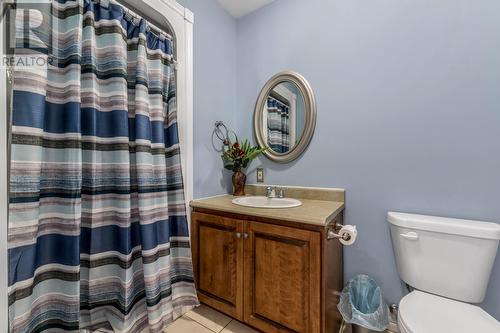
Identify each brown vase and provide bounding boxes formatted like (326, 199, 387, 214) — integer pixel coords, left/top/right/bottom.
(232, 170, 246, 196)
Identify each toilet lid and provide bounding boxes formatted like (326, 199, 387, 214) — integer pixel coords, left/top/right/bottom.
(399, 291, 500, 333)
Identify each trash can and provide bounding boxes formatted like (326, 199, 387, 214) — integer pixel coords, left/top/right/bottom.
(337, 275, 390, 332)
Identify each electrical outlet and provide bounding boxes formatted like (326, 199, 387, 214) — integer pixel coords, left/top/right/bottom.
(256, 168, 264, 183)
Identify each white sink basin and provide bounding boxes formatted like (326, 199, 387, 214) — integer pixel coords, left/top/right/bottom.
(232, 196, 302, 209)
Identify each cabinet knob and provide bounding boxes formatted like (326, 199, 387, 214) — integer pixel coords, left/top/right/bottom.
(235, 232, 241, 239)
(243, 233, 249, 240)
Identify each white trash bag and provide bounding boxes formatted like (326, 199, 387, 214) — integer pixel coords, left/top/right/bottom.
(337, 274, 390, 332)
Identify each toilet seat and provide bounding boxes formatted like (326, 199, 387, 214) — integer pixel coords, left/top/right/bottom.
(398, 291, 500, 333)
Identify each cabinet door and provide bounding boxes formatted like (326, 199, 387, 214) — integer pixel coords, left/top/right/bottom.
(244, 221, 321, 333)
(191, 212, 244, 319)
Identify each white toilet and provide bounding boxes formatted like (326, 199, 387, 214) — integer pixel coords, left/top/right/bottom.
(388, 212, 500, 333)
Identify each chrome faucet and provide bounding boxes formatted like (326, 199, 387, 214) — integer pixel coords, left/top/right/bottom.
(265, 186, 275, 198)
(266, 186, 285, 198)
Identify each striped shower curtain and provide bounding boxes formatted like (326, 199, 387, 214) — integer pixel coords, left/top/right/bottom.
(8, 1, 198, 332)
(267, 96, 290, 153)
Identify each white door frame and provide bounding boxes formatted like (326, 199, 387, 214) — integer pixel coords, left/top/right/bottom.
(273, 84, 297, 147)
(0, 1, 194, 330)
(0, 5, 9, 328)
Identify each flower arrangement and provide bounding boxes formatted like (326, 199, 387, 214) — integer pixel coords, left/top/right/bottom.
(221, 138, 267, 172)
(218, 130, 267, 196)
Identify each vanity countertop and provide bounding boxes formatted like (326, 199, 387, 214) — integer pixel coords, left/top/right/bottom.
(190, 185, 345, 227)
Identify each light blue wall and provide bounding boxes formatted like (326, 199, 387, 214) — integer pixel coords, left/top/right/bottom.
(177, 0, 237, 198)
(236, 0, 500, 319)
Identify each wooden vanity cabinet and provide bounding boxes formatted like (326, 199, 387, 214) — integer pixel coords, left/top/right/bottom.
(191, 211, 344, 333)
(244, 221, 321, 333)
(190, 213, 245, 320)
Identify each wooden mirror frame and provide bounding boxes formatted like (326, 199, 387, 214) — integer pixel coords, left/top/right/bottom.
(254, 71, 317, 163)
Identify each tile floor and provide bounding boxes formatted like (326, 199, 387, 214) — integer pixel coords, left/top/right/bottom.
(165, 304, 399, 333)
(165, 304, 259, 333)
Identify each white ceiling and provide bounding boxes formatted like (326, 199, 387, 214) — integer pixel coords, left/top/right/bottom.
(217, 0, 276, 18)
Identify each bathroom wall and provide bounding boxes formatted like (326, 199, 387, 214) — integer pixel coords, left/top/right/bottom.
(177, 0, 237, 198)
(236, 0, 500, 319)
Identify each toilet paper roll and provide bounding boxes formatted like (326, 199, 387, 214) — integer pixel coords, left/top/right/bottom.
(338, 225, 357, 246)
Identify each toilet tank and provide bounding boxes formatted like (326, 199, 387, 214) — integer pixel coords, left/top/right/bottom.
(388, 212, 500, 303)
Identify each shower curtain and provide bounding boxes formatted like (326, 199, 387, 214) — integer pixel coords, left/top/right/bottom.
(8, 1, 198, 332)
(267, 96, 290, 153)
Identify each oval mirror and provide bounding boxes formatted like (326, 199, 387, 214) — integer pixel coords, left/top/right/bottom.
(254, 71, 317, 163)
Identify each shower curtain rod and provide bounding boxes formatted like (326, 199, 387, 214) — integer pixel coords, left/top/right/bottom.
(108, 0, 178, 67)
(269, 92, 291, 107)
(104, 0, 174, 41)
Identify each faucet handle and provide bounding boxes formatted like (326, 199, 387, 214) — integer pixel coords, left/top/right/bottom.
(276, 187, 285, 198)
(265, 186, 275, 198)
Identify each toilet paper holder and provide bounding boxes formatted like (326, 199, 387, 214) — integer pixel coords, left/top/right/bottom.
(327, 223, 352, 241)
